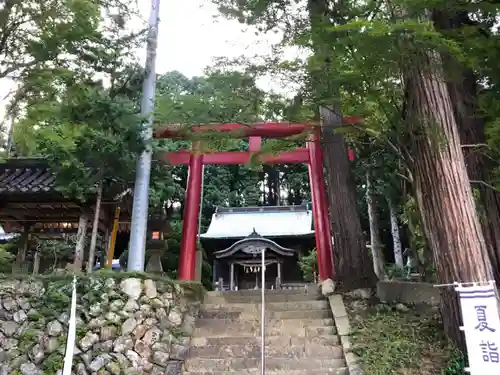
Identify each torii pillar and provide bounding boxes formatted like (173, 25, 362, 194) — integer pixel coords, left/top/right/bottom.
(178, 142, 203, 280)
(307, 131, 334, 280)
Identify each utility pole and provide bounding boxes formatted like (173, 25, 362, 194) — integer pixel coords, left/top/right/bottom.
(127, 0, 161, 271)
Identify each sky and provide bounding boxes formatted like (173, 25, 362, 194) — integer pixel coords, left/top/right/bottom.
(143, 1, 279, 77)
(136, 1, 302, 93)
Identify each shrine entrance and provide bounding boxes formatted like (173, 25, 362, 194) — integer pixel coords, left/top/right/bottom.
(212, 229, 296, 290)
(154, 120, 359, 281)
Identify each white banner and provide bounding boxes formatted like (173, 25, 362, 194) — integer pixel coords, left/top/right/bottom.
(456, 283, 500, 373)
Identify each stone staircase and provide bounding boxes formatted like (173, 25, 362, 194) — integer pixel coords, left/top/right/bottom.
(182, 289, 348, 375)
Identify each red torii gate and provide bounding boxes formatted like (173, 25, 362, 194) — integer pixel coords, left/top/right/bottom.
(154, 119, 359, 281)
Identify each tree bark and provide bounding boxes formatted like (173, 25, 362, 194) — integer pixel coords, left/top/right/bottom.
(321, 107, 377, 289)
(306, 0, 376, 289)
(366, 172, 386, 279)
(432, 9, 500, 285)
(74, 210, 89, 272)
(86, 175, 104, 273)
(404, 49, 495, 348)
(387, 197, 404, 269)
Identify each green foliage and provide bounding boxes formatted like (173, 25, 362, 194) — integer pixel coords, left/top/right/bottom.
(35, 238, 76, 272)
(18, 328, 40, 351)
(350, 307, 462, 375)
(0, 242, 15, 273)
(5, 0, 151, 206)
(443, 349, 466, 375)
(17, 85, 144, 203)
(43, 352, 64, 374)
(384, 264, 406, 280)
(298, 249, 317, 282)
(3, 0, 143, 115)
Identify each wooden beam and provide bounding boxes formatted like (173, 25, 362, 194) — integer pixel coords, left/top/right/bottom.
(158, 149, 310, 166)
(0, 217, 81, 222)
(154, 119, 361, 139)
(0, 208, 82, 216)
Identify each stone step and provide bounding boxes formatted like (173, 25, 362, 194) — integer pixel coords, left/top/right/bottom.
(199, 308, 332, 320)
(193, 319, 337, 337)
(183, 368, 348, 375)
(202, 300, 329, 312)
(205, 292, 321, 304)
(183, 358, 346, 372)
(189, 342, 344, 359)
(194, 317, 335, 331)
(206, 288, 318, 297)
(191, 334, 341, 347)
(195, 314, 334, 330)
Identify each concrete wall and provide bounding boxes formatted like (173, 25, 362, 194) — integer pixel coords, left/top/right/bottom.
(376, 281, 440, 305)
(0, 274, 202, 375)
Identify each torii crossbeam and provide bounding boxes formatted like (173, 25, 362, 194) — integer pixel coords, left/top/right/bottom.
(155, 120, 359, 281)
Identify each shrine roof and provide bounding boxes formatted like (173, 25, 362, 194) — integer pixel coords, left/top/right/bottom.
(200, 204, 314, 239)
(0, 158, 56, 195)
(0, 158, 133, 232)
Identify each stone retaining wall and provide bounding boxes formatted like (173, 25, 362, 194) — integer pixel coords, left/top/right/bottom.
(376, 280, 440, 305)
(0, 274, 202, 375)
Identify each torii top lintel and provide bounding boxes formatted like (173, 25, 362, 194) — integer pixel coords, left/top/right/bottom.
(153, 118, 361, 139)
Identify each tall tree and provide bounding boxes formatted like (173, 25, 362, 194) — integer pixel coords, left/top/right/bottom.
(307, 0, 377, 288)
(2, 0, 143, 152)
(431, 8, 500, 285)
(401, 19, 494, 350)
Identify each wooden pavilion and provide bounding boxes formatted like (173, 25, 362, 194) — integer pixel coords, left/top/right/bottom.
(0, 158, 134, 272)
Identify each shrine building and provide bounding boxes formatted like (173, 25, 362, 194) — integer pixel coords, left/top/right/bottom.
(200, 204, 316, 290)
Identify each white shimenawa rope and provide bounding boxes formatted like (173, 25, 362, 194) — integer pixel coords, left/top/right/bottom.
(62, 275, 77, 375)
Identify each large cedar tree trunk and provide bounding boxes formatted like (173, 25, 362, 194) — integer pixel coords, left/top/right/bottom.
(433, 10, 500, 285)
(404, 49, 495, 348)
(308, 0, 376, 289)
(321, 107, 377, 288)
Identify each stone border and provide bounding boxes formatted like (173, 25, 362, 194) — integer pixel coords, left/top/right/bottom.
(327, 294, 364, 375)
(376, 281, 440, 305)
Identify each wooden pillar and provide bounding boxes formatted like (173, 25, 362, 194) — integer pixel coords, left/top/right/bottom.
(106, 207, 120, 267)
(307, 131, 334, 280)
(178, 142, 203, 280)
(277, 262, 282, 284)
(73, 209, 89, 271)
(14, 223, 30, 272)
(212, 259, 217, 286)
(194, 248, 203, 282)
(230, 262, 235, 291)
(32, 247, 41, 275)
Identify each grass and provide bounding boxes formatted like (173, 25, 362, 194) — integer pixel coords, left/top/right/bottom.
(346, 299, 466, 375)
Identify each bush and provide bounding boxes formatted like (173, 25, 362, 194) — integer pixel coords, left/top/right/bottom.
(0, 243, 15, 273)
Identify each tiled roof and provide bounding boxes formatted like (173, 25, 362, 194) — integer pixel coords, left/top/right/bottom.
(0, 159, 56, 194)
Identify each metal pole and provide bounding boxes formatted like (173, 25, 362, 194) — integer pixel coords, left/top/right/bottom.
(261, 248, 266, 375)
(127, 0, 161, 271)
